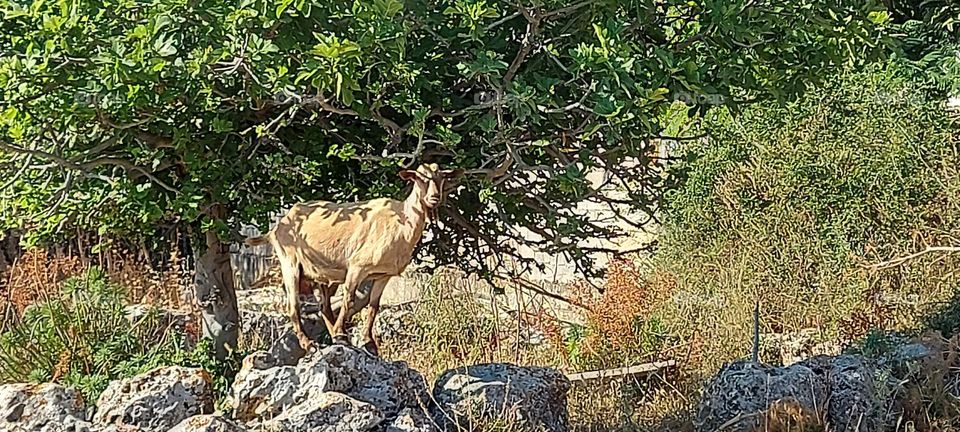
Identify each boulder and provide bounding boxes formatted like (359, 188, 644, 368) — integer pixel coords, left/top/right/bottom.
(347, 304, 418, 346)
(169, 415, 246, 432)
(0, 383, 90, 431)
(231, 345, 431, 427)
(799, 355, 879, 432)
(432, 363, 570, 432)
(231, 361, 299, 422)
(93, 366, 214, 432)
(295, 345, 431, 419)
(694, 361, 829, 432)
(261, 392, 383, 432)
(386, 407, 440, 432)
(240, 310, 331, 365)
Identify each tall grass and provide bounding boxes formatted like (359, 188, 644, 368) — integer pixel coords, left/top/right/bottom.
(654, 62, 960, 375)
(0, 266, 241, 404)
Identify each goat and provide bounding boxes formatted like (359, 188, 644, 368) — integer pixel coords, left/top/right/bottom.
(244, 163, 463, 355)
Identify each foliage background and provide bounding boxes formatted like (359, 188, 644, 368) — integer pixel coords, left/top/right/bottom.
(0, 0, 891, 280)
(652, 55, 960, 372)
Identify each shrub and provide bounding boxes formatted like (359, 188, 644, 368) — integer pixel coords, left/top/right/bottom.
(654, 60, 960, 372)
(0, 267, 242, 404)
(565, 259, 673, 370)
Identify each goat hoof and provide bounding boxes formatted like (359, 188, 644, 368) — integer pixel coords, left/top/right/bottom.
(298, 338, 314, 353)
(361, 341, 380, 357)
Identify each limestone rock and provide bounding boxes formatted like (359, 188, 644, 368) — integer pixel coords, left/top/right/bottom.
(93, 366, 214, 432)
(385, 407, 440, 432)
(432, 363, 570, 432)
(231, 361, 299, 422)
(295, 345, 430, 419)
(231, 345, 430, 428)
(0, 383, 89, 431)
(800, 355, 879, 432)
(695, 361, 829, 432)
(169, 415, 246, 432)
(261, 392, 383, 432)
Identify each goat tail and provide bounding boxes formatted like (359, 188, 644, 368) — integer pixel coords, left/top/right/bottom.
(244, 235, 270, 247)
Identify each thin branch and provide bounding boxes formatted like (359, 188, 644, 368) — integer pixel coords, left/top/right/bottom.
(486, 11, 521, 31)
(0, 140, 177, 193)
(868, 246, 960, 270)
(0, 153, 33, 192)
(316, 93, 360, 116)
(503, 6, 541, 86)
(540, 0, 595, 19)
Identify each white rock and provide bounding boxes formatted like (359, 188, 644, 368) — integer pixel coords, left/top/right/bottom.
(169, 415, 245, 432)
(262, 392, 383, 432)
(93, 367, 214, 432)
(432, 363, 571, 432)
(0, 383, 90, 432)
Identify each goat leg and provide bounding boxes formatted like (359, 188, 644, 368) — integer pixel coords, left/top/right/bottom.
(315, 283, 338, 339)
(331, 269, 365, 345)
(280, 261, 312, 351)
(361, 278, 389, 357)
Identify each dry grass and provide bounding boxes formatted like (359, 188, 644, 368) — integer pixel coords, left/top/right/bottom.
(1, 245, 192, 316)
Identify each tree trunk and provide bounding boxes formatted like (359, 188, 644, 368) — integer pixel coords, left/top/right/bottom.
(193, 205, 239, 359)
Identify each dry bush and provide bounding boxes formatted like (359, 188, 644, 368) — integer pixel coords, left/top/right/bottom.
(2, 249, 83, 317)
(1, 243, 191, 318)
(561, 258, 677, 371)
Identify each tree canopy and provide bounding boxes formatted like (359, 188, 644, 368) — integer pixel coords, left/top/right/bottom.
(1, 0, 892, 280)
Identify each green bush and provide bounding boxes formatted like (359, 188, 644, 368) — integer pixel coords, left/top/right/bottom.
(653, 61, 960, 370)
(0, 267, 242, 404)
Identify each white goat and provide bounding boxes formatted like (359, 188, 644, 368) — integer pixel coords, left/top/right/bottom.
(244, 163, 462, 355)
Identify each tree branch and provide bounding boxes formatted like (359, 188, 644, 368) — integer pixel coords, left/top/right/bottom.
(868, 246, 960, 270)
(0, 140, 177, 193)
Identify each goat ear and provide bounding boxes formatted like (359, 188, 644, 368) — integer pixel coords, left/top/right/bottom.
(442, 168, 465, 179)
(399, 170, 418, 181)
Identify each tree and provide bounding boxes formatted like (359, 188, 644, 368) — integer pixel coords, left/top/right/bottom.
(1, 0, 892, 356)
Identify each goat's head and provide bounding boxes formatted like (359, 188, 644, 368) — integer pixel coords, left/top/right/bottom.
(399, 163, 464, 209)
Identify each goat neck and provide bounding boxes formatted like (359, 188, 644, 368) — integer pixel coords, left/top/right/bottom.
(401, 183, 430, 241)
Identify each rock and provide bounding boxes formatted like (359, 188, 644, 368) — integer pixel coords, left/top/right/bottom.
(694, 360, 829, 432)
(93, 366, 214, 432)
(800, 355, 879, 432)
(0, 383, 90, 431)
(294, 345, 431, 420)
(432, 363, 570, 432)
(346, 304, 418, 345)
(262, 392, 383, 432)
(231, 362, 299, 422)
(758, 329, 840, 366)
(386, 408, 439, 432)
(874, 332, 957, 429)
(169, 415, 246, 432)
(240, 310, 329, 364)
(231, 345, 430, 427)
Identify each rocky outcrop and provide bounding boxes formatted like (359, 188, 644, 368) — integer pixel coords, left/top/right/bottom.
(169, 415, 246, 432)
(0, 383, 90, 431)
(801, 355, 879, 432)
(695, 361, 829, 432)
(262, 392, 384, 432)
(696, 332, 960, 432)
(0, 335, 570, 432)
(432, 363, 571, 432)
(93, 366, 214, 432)
(231, 344, 431, 429)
